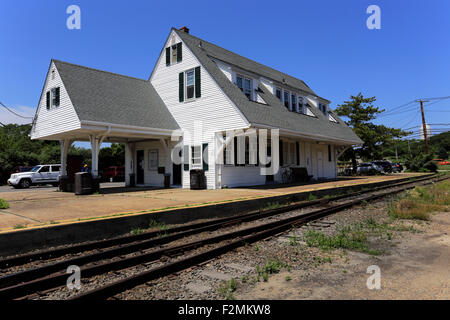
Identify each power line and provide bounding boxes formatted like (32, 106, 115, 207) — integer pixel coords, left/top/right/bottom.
(0, 101, 34, 119)
(403, 123, 450, 130)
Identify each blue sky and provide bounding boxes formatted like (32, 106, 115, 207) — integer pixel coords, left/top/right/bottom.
(1, 0, 449, 145)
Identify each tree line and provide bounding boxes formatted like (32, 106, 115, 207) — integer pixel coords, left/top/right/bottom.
(0, 124, 124, 184)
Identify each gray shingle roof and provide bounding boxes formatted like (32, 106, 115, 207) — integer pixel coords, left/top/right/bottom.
(53, 60, 179, 130)
(174, 29, 362, 144)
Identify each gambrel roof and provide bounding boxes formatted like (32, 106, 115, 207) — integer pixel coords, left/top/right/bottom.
(173, 28, 362, 144)
(53, 60, 179, 130)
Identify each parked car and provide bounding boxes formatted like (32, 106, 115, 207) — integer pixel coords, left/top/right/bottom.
(391, 162, 403, 173)
(357, 162, 383, 175)
(7, 164, 61, 188)
(372, 160, 393, 173)
(9, 166, 34, 176)
(102, 166, 125, 182)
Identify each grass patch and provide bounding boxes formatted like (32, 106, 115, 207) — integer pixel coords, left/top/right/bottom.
(388, 180, 450, 220)
(256, 257, 288, 282)
(0, 199, 9, 209)
(264, 202, 282, 210)
(307, 193, 317, 201)
(305, 226, 381, 255)
(218, 278, 236, 300)
(130, 228, 145, 235)
(148, 219, 169, 232)
(13, 224, 25, 229)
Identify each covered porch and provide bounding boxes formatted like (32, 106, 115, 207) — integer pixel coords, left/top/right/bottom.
(39, 122, 182, 189)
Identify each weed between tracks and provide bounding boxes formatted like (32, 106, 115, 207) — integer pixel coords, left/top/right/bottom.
(130, 219, 169, 235)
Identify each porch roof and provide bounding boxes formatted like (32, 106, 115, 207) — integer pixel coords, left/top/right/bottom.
(53, 60, 180, 131)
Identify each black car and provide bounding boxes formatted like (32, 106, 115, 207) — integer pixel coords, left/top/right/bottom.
(372, 160, 393, 173)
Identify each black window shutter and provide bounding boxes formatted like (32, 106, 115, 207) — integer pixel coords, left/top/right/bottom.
(179, 72, 184, 102)
(46, 91, 50, 109)
(183, 145, 189, 171)
(328, 145, 332, 162)
(195, 66, 201, 98)
(256, 137, 260, 167)
(234, 137, 237, 166)
(55, 87, 60, 107)
(296, 142, 300, 165)
(177, 42, 182, 62)
(166, 47, 170, 66)
(279, 140, 283, 166)
(202, 143, 209, 171)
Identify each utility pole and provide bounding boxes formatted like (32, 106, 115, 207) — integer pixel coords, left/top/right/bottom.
(416, 99, 429, 154)
(395, 143, 398, 162)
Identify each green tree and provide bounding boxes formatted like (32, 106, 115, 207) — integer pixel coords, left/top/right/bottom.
(335, 93, 411, 171)
(437, 147, 448, 160)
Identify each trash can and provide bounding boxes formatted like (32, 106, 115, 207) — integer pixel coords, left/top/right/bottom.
(129, 173, 135, 187)
(190, 169, 206, 190)
(74, 172, 93, 195)
(59, 175, 69, 192)
(163, 173, 171, 188)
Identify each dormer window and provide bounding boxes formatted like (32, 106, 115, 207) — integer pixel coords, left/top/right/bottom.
(276, 88, 281, 100)
(319, 103, 328, 115)
(297, 96, 304, 114)
(166, 42, 182, 66)
(283, 91, 289, 108)
(236, 75, 252, 100)
(291, 94, 296, 112)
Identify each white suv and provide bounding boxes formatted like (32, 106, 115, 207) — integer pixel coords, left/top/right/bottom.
(7, 164, 61, 189)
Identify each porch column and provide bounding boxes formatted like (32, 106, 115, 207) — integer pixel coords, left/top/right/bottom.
(125, 141, 135, 186)
(60, 139, 73, 176)
(89, 135, 106, 177)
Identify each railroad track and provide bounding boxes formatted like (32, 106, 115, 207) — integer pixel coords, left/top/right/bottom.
(0, 174, 446, 300)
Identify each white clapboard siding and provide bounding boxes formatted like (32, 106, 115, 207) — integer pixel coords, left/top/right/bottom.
(221, 166, 266, 187)
(150, 30, 249, 189)
(31, 62, 81, 139)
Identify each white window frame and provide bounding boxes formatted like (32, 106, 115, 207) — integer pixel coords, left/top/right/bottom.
(148, 149, 159, 171)
(297, 96, 304, 114)
(275, 88, 282, 100)
(283, 90, 290, 109)
(185, 69, 196, 101)
(291, 94, 296, 112)
(191, 145, 202, 169)
(170, 44, 178, 65)
(236, 74, 253, 100)
(49, 87, 60, 109)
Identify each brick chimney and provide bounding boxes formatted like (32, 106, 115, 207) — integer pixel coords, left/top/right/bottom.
(180, 26, 190, 33)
